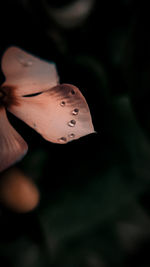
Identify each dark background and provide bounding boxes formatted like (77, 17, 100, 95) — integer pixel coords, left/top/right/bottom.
(1, 1, 150, 266)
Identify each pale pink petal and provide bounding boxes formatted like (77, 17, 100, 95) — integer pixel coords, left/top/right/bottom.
(1, 46, 59, 96)
(0, 108, 28, 172)
(8, 84, 94, 144)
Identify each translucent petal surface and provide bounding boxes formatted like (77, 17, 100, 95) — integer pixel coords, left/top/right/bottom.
(1, 46, 59, 96)
(0, 108, 28, 172)
(8, 84, 94, 144)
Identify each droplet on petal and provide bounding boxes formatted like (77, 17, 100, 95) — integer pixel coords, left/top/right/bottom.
(70, 89, 75, 95)
(72, 108, 79, 115)
(18, 56, 33, 67)
(68, 120, 76, 127)
(58, 137, 67, 143)
(68, 133, 75, 138)
(60, 101, 66, 107)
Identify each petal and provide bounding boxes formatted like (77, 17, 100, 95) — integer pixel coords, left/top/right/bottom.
(48, 0, 95, 29)
(0, 108, 28, 172)
(1, 46, 59, 96)
(8, 84, 94, 144)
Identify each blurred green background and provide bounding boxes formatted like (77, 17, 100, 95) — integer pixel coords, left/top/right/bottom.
(1, 0, 150, 266)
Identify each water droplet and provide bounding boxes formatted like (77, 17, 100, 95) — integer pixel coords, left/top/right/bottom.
(68, 120, 76, 127)
(18, 56, 33, 67)
(60, 101, 66, 107)
(27, 60, 33, 66)
(72, 108, 79, 115)
(70, 89, 75, 95)
(58, 137, 67, 143)
(68, 133, 75, 138)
